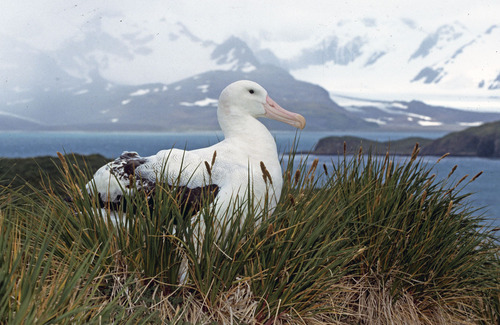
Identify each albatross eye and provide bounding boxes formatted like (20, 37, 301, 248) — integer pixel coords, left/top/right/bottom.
(249, 89, 255, 94)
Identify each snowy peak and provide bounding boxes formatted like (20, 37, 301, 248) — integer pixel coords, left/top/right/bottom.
(50, 19, 264, 85)
(250, 18, 500, 103)
(50, 18, 221, 85)
(291, 34, 365, 69)
(265, 18, 424, 69)
(411, 23, 500, 90)
(410, 23, 469, 60)
(2, 14, 264, 90)
(211, 36, 260, 72)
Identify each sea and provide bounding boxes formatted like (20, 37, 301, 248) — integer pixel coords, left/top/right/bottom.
(1, 131, 499, 229)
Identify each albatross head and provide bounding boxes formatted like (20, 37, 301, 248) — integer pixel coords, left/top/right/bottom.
(218, 80, 306, 129)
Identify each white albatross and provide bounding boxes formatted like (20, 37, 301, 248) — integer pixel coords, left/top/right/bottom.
(86, 80, 306, 220)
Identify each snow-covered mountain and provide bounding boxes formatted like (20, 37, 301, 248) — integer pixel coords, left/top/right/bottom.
(5, 15, 499, 101)
(0, 28, 370, 132)
(35, 19, 245, 86)
(1, 15, 499, 132)
(251, 19, 500, 108)
(410, 23, 500, 90)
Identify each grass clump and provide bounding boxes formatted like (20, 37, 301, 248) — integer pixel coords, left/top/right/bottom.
(0, 144, 498, 324)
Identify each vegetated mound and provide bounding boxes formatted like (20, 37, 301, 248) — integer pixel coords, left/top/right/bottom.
(0, 154, 108, 193)
(420, 120, 500, 157)
(1, 150, 498, 324)
(313, 136, 433, 155)
(313, 120, 500, 157)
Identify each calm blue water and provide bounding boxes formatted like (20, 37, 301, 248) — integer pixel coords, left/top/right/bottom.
(0, 130, 447, 158)
(0, 131, 498, 228)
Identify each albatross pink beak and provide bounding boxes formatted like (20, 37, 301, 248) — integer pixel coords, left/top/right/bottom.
(263, 96, 306, 129)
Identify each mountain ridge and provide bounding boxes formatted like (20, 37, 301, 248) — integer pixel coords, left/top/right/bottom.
(252, 20, 500, 99)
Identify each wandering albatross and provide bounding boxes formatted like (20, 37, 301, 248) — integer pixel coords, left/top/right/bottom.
(86, 80, 306, 220)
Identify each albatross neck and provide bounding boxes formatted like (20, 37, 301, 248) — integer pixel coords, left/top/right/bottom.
(219, 113, 278, 158)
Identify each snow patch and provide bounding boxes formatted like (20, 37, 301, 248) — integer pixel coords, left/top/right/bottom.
(121, 99, 131, 105)
(225, 49, 236, 65)
(130, 89, 150, 96)
(418, 120, 442, 126)
(459, 121, 483, 127)
(111, 118, 119, 123)
(392, 102, 408, 109)
(406, 112, 432, 121)
(241, 63, 257, 73)
(197, 84, 209, 93)
(364, 118, 387, 125)
(180, 98, 218, 107)
(74, 89, 88, 95)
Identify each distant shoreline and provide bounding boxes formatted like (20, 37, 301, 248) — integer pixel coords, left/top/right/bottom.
(310, 120, 500, 158)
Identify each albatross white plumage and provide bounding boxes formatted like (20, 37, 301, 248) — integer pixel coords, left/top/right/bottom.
(87, 80, 306, 219)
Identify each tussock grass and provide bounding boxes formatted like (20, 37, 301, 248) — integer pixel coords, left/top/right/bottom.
(0, 144, 498, 324)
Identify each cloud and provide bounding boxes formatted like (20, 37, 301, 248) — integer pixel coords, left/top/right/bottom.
(3, 0, 499, 51)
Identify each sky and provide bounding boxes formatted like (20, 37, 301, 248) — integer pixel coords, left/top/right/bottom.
(2, 0, 499, 112)
(3, 0, 500, 51)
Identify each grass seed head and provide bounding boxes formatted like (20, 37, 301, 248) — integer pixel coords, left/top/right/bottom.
(204, 161, 212, 177)
(286, 170, 291, 184)
(446, 200, 454, 216)
(456, 174, 469, 187)
(471, 171, 483, 182)
(294, 169, 301, 186)
(448, 165, 458, 178)
(437, 152, 450, 163)
(410, 143, 420, 161)
(260, 161, 273, 185)
(57, 151, 69, 173)
(211, 150, 217, 166)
